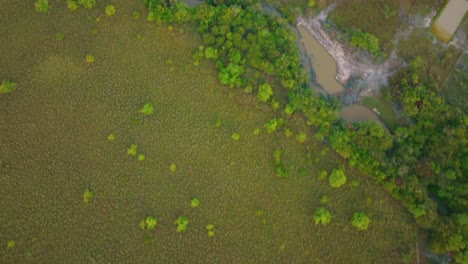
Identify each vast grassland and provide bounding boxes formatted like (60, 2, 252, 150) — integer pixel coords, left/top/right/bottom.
(0, 1, 416, 262)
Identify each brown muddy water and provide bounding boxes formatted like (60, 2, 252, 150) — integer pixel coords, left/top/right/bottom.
(1, 0, 416, 263)
(339, 104, 389, 132)
(297, 25, 344, 95)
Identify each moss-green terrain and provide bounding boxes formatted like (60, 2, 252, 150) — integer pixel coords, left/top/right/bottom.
(0, 1, 416, 262)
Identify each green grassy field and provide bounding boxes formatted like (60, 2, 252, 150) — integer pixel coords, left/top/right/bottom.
(0, 1, 417, 262)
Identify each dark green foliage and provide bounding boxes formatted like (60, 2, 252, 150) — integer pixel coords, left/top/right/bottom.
(346, 28, 383, 57)
(0, 80, 17, 94)
(192, 4, 303, 92)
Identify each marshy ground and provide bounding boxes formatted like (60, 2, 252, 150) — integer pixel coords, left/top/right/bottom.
(1, 1, 416, 262)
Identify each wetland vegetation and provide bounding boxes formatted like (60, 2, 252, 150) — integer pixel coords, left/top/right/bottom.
(1, 0, 466, 263)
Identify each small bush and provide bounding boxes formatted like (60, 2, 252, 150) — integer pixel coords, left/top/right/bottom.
(295, 132, 307, 143)
(107, 133, 116, 141)
(169, 163, 177, 172)
(190, 198, 200, 208)
(253, 128, 260, 135)
(329, 168, 346, 188)
(231, 133, 240, 141)
(206, 224, 215, 237)
(274, 163, 289, 178)
(105, 5, 116, 16)
(138, 154, 145, 161)
(34, 0, 50, 13)
(78, 0, 96, 9)
(139, 216, 157, 230)
(257, 83, 273, 102)
(174, 216, 189, 233)
(139, 102, 154, 115)
(55, 32, 64, 41)
(83, 188, 93, 204)
(313, 207, 332, 225)
(127, 144, 138, 156)
(351, 212, 371, 231)
(7, 240, 16, 249)
(132, 11, 141, 20)
(0, 80, 17, 94)
(66, 0, 78, 11)
(320, 195, 329, 205)
(145, 216, 157, 230)
(85, 54, 95, 63)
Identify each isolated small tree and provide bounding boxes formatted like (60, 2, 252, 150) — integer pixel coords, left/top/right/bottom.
(257, 83, 273, 102)
(314, 207, 332, 225)
(351, 212, 371, 231)
(329, 168, 347, 188)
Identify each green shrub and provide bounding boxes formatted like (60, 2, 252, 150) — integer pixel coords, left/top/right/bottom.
(105, 5, 116, 16)
(231, 133, 240, 141)
(139, 102, 154, 115)
(78, 0, 96, 9)
(66, 0, 78, 11)
(7, 240, 16, 249)
(264, 118, 279, 134)
(55, 32, 64, 41)
(351, 212, 371, 231)
(132, 11, 141, 20)
(313, 207, 332, 225)
(284, 104, 295, 115)
(257, 83, 273, 102)
(169, 163, 177, 172)
(139, 216, 157, 230)
(190, 198, 200, 208)
(138, 154, 145, 161)
(346, 28, 383, 57)
(83, 188, 93, 204)
(295, 132, 307, 143)
(318, 170, 327, 181)
(107, 133, 116, 141)
(85, 54, 95, 63)
(145, 216, 157, 230)
(174, 216, 189, 233)
(329, 168, 346, 188)
(0, 80, 17, 94)
(204, 47, 219, 59)
(274, 163, 289, 178)
(273, 149, 282, 163)
(320, 195, 329, 205)
(34, 0, 50, 13)
(206, 224, 215, 237)
(127, 144, 138, 156)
